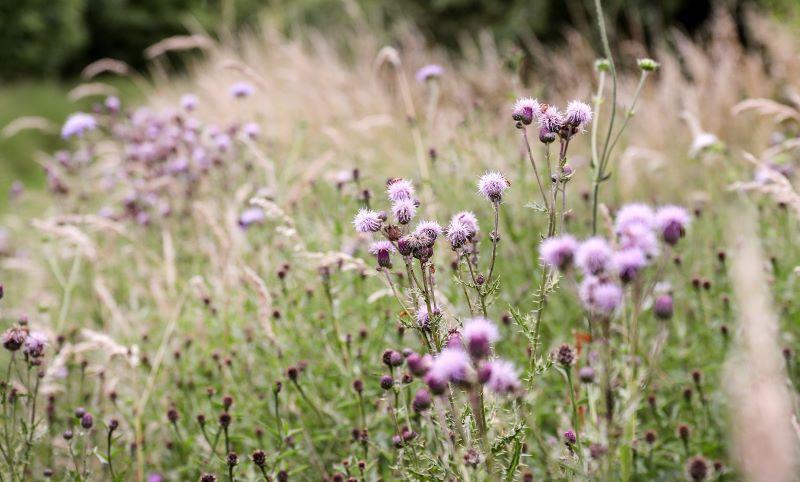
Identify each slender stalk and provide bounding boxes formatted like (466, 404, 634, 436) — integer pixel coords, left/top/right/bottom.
(521, 128, 549, 209)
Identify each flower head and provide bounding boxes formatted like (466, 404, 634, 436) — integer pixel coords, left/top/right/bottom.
(613, 249, 647, 284)
(416, 304, 441, 329)
(618, 223, 660, 259)
(554, 343, 575, 367)
(414, 220, 443, 246)
(579, 277, 623, 315)
(564, 100, 593, 130)
(415, 64, 444, 84)
(537, 105, 564, 134)
(484, 360, 521, 395)
(654, 294, 674, 320)
(386, 179, 415, 202)
(61, 113, 97, 139)
(2, 327, 27, 351)
(477, 171, 510, 203)
(230, 82, 255, 99)
(685, 455, 709, 481)
(23, 331, 47, 358)
(406, 353, 432, 376)
(614, 203, 655, 233)
(512, 97, 540, 125)
(180, 94, 198, 112)
(455, 211, 479, 236)
(353, 208, 383, 233)
(655, 206, 691, 245)
(539, 235, 578, 271)
(105, 96, 121, 113)
(462, 318, 500, 359)
(238, 207, 265, 228)
(368, 240, 395, 269)
(575, 237, 613, 275)
(391, 198, 417, 225)
(429, 348, 472, 385)
(446, 220, 470, 250)
(243, 122, 261, 139)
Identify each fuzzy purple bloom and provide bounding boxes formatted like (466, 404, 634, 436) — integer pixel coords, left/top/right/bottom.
(455, 211, 479, 237)
(368, 240, 396, 269)
(414, 220, 443, 246)
(230, 82, 255, 99)
(391, 198, 417, 225)
(238, 207, 265, 228)
(618, 223, 660, 259)
(407, 353, 432, 376)
(353, 208, 383, 233)
(477, 171, 510, 203)
(243, 122, 261, 139)
(429, 348, 472, 385)
(416, 305, 441, 329)
(180, 94, 198, 112)
(412, 389, 432, 412)
(655, 205, 691, 245)
(579, 277, 623, 315)
(387, 179, 415, 202)
(575, 237, 613, 275)
(654, 294, 674, 320)
(23, 331, 47, 358)
(105, 96, 121, 113)
(462, 318, 500, 359)
(564, 100, 593, 130)
(415, 64, 444, 83)
(61, 113, 97, 139)
(485, 360, 520, 395)
(512, 97, 540, 125)
(613, 249, 647, 284)
(537, 105, 564, 134)
(614, 203, 655, 233)
(539, 235, 578, 271)
(446, 219, 471, 249)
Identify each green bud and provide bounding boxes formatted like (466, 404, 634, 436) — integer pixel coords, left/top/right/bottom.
(637, 58, 659, 72)
(594, 58, 611, 72)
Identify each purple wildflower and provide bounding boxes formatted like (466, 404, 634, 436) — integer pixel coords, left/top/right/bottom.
(485, 360, 520, 395)
(105, 96, 121, 113)
(407, 353, 432, 376)
(462, 318, 500, 359)
(429, 348, 472, 385)
(575, 237, 613, 275)
(180, 94, 198, 112)
(238, 207, 265, 228)
(23, 331, 47, 358)
(414, 220, 443, 245)
(391, 198, 417, 225)
(353, 208, 383, 233)
(230, 82, 255, 99)
(655, 206, 691, 245)
(416, 305, 441, 329)
(579, 277, 623, 315)
(2, 327, 26, 351)
(539, 235, 578, 271)
(412, 389, 432, 412)
(368, 240, 395, 269)
(61, 113, 97, 139)
(477, 171, 510, 203)
(537, 105, 564, 134)
(613, 249, 647, 283)
(386, 179, 415, 202)
(654, 294, 674, 320)
(415, 64, 444, 84)
(618, 223, 660, 259)
(512, 97, 540, 125)
(455, 211, 479, 237)
(446, 219, 471, 249)
(243, 122, 261, 139)
(614, 203, 655, 232)
(564, 100, 593, 130)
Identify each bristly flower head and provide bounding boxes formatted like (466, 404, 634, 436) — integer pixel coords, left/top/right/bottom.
(512, 97, 540, 125)
(613, 248, 647, 284)
(353, 208, 383, 233)
(654, 294, 674, 320)
(554, 343, 575, 367)
(61, 113, 97, 139)
(415, 64, 444, 84)
(618, 222, 660, 259)
(368, 241, 396, 269)
(180, 94, 198, 112)
(391, 198, 417, 225)
(2, 327, 27, 351)
(614, 203, 655, 233)
(414, 220, 443, 246)
(579, 277, 623, 315)
(575, 237, 613, 275)
(485, 360, 521, 395)
(230, 82, 255, 99)
(477, 171, 510, 203)
(655, 205, 691, 245)
(416, 304, 441, 329)
(23, 331, 47, 358)
(446, 219, 471, 250)
(685, 455, 709, 481)
(455, 211, 479, 237)
(428, 348, 472, 385)
(564, 100, 593, 130)
(539, 235, 578, 271)
(386, 178, 415, 202)
(537, 105, 564, 134)
(462, 318, 500, 359)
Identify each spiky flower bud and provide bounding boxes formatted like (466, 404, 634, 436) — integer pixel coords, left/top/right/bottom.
(637, 58, 660, 72)
(251, 449, 267, 467)
(555, 344, 575, 367)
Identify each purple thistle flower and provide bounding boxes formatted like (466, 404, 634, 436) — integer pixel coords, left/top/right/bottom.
(485, 360, 520, 395)
(2, 327, 26, 351)
(180, 94, 198, 112)
(387, 179, 415, 202)
(539, 235, 578, 271)
(537, 105, 564, 134)
(368, 240, 395, 269)
(61, 113, 97, 139)
(391, 198, 417, 225)
(238, 207, 265, 229)
(407, 353, 432, 376)
(416, 305, 441, 329)
(414, 220, 443, 245)
(415, 64, 444, 84)
(618, 223, 660, 259)
(579, 277, 623, 315)
(613, 249, 647, 284)
(243, 122, 261, 139)
(353, 208, 383, 233)
(455, 211, 479, 237)
(230, 82, 255, 99)
(446, 219, 471, 250)
(564, 100, 593, 130)
(23, 331, 47, 358)
(429, 348, 472, 385)
(575, 237, 613, 275)
(614, 203, 655, 233)
(512, 97, 540, 125)
(147, 474, 164, 482)
(462, 318, 500, 359)
(654, 294, 674, 320)
(563, 430, 577, 445)
(477, 171, 510, 203)
(412, 388, 432, 412)
(655, 205, 691, 245)
(105, 96, 121, 113)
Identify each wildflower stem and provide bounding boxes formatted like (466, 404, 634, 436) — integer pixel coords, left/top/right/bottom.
(565, 368, 585, 460)
(457, 253, 476, 316)
(487, 201, 500, 283)
(605, 70, 649, 165)
(521, 128, 549, 210)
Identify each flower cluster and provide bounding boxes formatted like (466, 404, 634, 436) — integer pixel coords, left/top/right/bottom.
(512, 98, 593, 141)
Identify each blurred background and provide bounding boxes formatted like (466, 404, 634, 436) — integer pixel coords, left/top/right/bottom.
(1, 0, 798, 210)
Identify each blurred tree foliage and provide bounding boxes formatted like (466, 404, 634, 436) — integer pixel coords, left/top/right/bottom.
(0, 0, 797, 79)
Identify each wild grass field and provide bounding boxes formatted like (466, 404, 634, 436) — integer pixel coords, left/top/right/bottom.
(0, 2, 799, 481)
